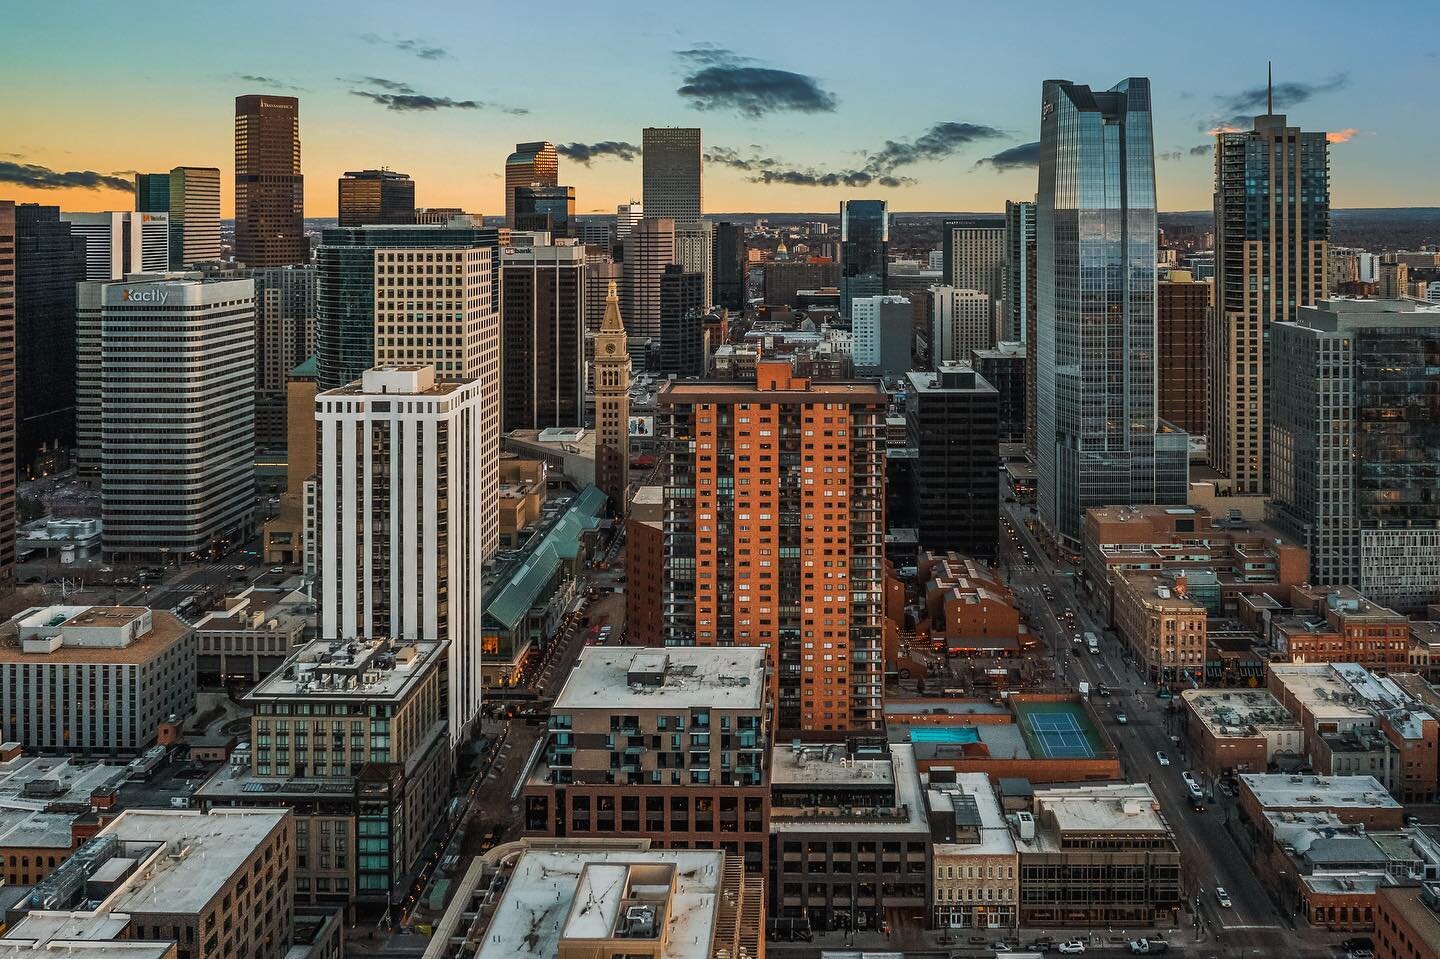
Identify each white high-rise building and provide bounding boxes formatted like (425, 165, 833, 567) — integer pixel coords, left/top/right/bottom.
(62, 211, 169, 280)
(930, 286, 993, 365)
(77, 273, 256, 556)
(168, 166, 222, 266)
(642, 128, 702, 220)
(317, 365, 487, 745)
(622, 217, 675, 344)
(674, 218, 714, 308)
(615, 200, 643, 239)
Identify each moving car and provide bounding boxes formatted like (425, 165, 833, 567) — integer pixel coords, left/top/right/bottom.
(1155, 751, 1171, 766)
(1215, 886, 1232, 908)
(1058, 941, 1087, 954)
(1116, 712, 1128, 724)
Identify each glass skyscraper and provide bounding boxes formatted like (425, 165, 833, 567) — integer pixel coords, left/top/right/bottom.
(1036, 77, 1187, 545)
(839, 199, 888, 318)
(514, 185, 576, 237)
(134, 173, 170, 214)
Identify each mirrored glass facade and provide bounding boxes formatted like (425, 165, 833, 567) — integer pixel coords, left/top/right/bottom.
(840, 199, 888, 318)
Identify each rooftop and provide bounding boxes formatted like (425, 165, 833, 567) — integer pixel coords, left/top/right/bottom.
(1015, 784, 1171, 853)
(1240, 774, 1401, 811)
(770, 744, 929, 834)
(321, 364, 468, 399)
(1181, 688, 1301, 738)
(1270, 662, 1430, 739)
(1115, 573, 1207, 611)
(483, 486, 607, 633)
(248, 637, 444, 702)
(0, 755, 128, 850)
(0, 609, 188, 666)
(553, 647, 766, 712)
(929, 772, 1016, 858)
(1376, 884, 1440, 948)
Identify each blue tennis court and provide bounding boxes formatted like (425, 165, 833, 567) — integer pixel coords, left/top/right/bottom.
(1026, 711, 1094, 758)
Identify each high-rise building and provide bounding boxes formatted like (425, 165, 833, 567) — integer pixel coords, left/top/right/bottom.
(504, 141, 558, 227)
(761, 258, 839, 308)
(234, 94, 305, 267)
(851, 294, 912, 376)
(500, 241, 586, 431)
(840, 199, 888, 317)
(261, 358, 316, 565)
(673, 218, 714, 308)
(642, 128, 702, 220)
(12, 204, 83, 477)
(621, 216, 675, 347)
(371, 245, 494, 379)
(905, 365, 1000, 560)
(658, 361, 887, 733)
(713, 220, 745, 311)
(252, 265, 316, 450)
(317, 365, 487, 744)
(61, 211, 169, 280)
(314, 223, 499, 390)
(338, 168, 415, 226)
(134, 172, 170, 213)
(1037, 76, 1188, 545)
(1208, 98, 1329, 494)
(0, 206, 14, 584)
(167, 166, 222, 266)
(1004, 200, 1036, 343)
(659, 265, 705, 377)
(415, 207, 480, 225)
(77, 274, 256, 557)
(593, 281, 630, 510)
(971, 341, 1026, 444)
(941, 220, 1005, 341)
(1024, 241, 1038, 458)
(513, 184, 575, 237)
(1270, 299, 1440, 612)
(930, 286, 993, 366)
(1158, 270, 1208, 438)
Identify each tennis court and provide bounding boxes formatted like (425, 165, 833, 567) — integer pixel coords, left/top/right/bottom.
(1012, 699, 1105, 759)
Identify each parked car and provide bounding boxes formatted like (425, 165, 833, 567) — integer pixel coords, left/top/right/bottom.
(1116, 713, 1128, 724)
(1155, 751, 1171, 766)
(1058, 941, 1086, 955)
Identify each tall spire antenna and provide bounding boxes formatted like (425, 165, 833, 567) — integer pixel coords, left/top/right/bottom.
(1267, 61, 1273, 114)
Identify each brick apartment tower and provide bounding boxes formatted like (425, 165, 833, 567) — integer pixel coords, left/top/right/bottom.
(1158, 271, 1208, 437)
(0, 205, 15, 586)
(234, 95, 306, 267)
(593, 280, 630, 511)
(658, 361, 887, 734)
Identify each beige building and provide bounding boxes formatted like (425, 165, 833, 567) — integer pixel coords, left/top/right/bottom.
(262, 358, 318, 565)
(593, 282, 630, 509)
(192, 587, 310, 685)
(928, 772, 1019, 930)
(1112, 574, 1207, 686)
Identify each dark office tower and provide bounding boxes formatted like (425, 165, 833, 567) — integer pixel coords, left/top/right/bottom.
(712, 221, 745, 311)
(1024, 243, 1037, 459)
(253, 265, 316, 451)
(1270, 299, 1440, 612)
(337, 169, 415, 227)
(659, 266, 706, 377)
(234, 94, 305, 267)
(168, 166, 222, 266)
(839, 199, 887, 317)
(513, 185, 576, 237)
(134, 173, 170, 213)
(642, 128, 702, 220)
(1208, 88, 1330, 495)
(1004, 200, 1036, 343)
(12, 205, 84, 477)
(500, 241, 586, 432)
(1158, 271, 1208, 437)
(905, 366, 999, 561)
(0, 205, 15, 585)
(1037, 77, 1187, 546)
(504, 141, 558, 227)
(971, 342, 1026, 444)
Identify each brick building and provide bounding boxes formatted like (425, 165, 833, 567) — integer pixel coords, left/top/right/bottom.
(1111, 574, 1207, 687)
(625, 485, 664, 647)
(917, 552, 1028, 657)
(1180, 689, 1303, 778)
(1376, 882, 1440, 959)
(1271, 586, 1412, 673)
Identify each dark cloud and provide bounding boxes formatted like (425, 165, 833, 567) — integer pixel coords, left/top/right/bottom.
(556, 141, 641, 165)
(233, 74, 305, 90)
(1189, 143, 1213, 157)
(1205, 74, 1347, 131)
(866, 122, 1004, 173)
(975, 141, 1041, 171)
(1158, 150, 1185, 162)
(359, 33, 448, 60)
(0, 160, 131, 191)
(345, 77, 526, 114)
(705, 147, 910, 188)
(675, 47, 837, 118)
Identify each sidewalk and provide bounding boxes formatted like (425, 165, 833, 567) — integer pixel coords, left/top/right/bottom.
(768, 924, 1200, 955)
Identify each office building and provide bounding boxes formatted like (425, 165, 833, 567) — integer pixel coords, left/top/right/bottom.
(626, 486, 664, 647)
(1037, 77, 1188, 545)
(941, 220, 1004, 341)
(61, 211, 169, 280)
(514, 184, 575, 237)
(500, 240, 586, 431)
(12, 204, 84, 476)
(1004, 200, 1036, 343)
(713, 220, 745, 311)
(1024, 242, 1038, 458)
(314, 223, 499, 390)
(77, 274, 256, 557)
(166, 166, 222, 266)
(316, 366, 489, 742)
(616, 199, 643, 238)
(928, 773, 1019, 931)
(970, 342, 1025, 444)
(930, 286, 992, 365)
(7, 808, 293, 959)
(593, 282, 630, 509)
(905, 366, 999, 561)
(1158, 270, 1208, 437)
(337, 169, 414, 227)
(0, 606, 194, 755)
(415, 207, 479, 225)
(234, 94, 305, 267)
(523, 647, 770, 876)
(0, 206, 14, 584)
(1271, 585, 1411, 673)
(658, 362, 887, 732)
(474, 847, 764, 959)
(261, 358, 318, 565)
(199, 636, 451, 911)
(622, 217, 675, 346)
(1376, 883, 1440, 959)
(851, 294, 911, 376)
(134, 172, 170, 214)
(504, 141, 558, 227)
(658, 265, 706, 378)
(193, 586, 309, 684)
(839, 199, 887, 317)
(1209, 100, 1330, 494)
(1269, 299, 1440, 610)
(761, 259, 838, 308)
(576, 217, 615, 250)
(674, 219, 714, 308)
(252, 265, 316, 450)
(642, 127, 702, 220)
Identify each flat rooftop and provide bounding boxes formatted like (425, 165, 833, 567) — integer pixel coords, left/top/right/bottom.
(1240, 773, 1401, 811)
(554, 647, 766, 712)
(0, 756, 128, 849)
(248, 638, 443, 702)
(475, 849, 725, 959)
(1015, 784, 1171, 853)
(0, 611, 188, 665)
(770, 744, 929, 835)
(1181, 688, 1301, 737)
(658, 379, 885, 404)
(930, 772, 1016, 858)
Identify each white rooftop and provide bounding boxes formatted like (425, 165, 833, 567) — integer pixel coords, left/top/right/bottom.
(249, 638, 444, 702)
(1240, 774, 1401, 810)
(1014, 783, 1170, 854)
(929, 772, 1016, 859)
(770, 744, 929, 835)
(554, 647, 766, 711)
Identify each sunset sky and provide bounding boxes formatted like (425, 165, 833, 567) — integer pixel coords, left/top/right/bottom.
(3, 0, 1436, 217)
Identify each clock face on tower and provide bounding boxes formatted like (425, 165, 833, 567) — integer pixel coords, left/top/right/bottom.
(606, 342, 616, 354)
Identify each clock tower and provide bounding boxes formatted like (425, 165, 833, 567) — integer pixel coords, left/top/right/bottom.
(594, 280, 631, 512)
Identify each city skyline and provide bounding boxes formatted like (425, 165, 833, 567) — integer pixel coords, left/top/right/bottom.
(3, 0, 1436, 217)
